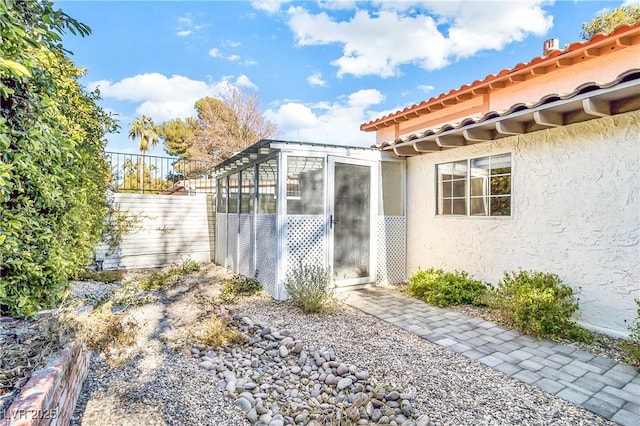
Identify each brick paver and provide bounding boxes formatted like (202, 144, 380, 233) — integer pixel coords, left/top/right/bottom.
(344, 287, 640, 426)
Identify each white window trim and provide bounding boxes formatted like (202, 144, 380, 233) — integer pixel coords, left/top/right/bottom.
(436, 153, 512, 218)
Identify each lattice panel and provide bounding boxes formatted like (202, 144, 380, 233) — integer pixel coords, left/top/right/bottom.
(226, 214, 239, 272)
(376, 216, 406, 285)
(255, 215, 278, 298)
(286, 216, 326, 277)
(215, 214, 227, 265)
(238, 215, 255, 277)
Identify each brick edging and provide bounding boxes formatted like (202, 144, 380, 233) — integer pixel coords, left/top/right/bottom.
(1, 343, 91, 426)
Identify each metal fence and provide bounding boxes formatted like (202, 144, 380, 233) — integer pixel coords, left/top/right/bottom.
(106, 152, 216, 194)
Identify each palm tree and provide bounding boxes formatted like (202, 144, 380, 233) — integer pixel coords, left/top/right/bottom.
(128, 115, 159, 193)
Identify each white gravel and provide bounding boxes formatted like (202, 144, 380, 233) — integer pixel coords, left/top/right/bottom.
(234, 298, 615, 426)
(70, 264, 615, 425)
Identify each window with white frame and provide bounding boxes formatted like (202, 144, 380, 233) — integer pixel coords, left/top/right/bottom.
(437, 153, 511, 217)
(287, 156, 324, 215)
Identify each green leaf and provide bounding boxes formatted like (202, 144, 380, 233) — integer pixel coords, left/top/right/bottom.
(0, 58, 32, 77)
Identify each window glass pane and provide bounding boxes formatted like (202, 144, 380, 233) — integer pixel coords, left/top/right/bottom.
(491, 196, 511, 216)
(437, 161, 467, 216)
(442, 181, 452, 198)
(470, 197, 488, 216)
(380, 162, 403, 216)
(216, 177, 227, 213)
(239, 169, 254, 214)
(452, 199, 466, 215)
(470, 177, 485, 197)
(438, 163, 454, 181)
(453, 160, 467, 177)
(490, 154, 511, 174)
(228, 173, 238, 213)
(287, 156, 324, 214)
(491, 175, 511, 196)
(258, 159, 277, 214)
(441, 199, 452, 215)
(452, 179, 466, 197)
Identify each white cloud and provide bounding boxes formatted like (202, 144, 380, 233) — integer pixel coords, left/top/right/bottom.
(235, 74, 258, 90)
(222, 40, 242, 47)
(251, 0, 291, 14)
(418, 84, 435, 93)
(209, 48, 255, 65)
(286, 1, 553, 78)
(317, 1, 358, 11)
(176, 13, 208, 37)
(307, 72, 327, 87)
(89, 73, 247, 122)
(264, 88, 384, 146)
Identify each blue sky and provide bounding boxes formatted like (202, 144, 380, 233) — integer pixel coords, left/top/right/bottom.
(56, 0, 629, 156)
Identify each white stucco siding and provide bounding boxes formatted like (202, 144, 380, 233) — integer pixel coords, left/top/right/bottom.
(406, 111, 640, 337)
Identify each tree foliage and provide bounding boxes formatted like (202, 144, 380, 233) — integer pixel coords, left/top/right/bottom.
(157, 117, 197, 157)
(0, 0, 117, 316)
(119, 160, 172, 193)
(128, 115, 160, 193)
(580, 5, 640, 40)
(128, 115, 159, 154)
(158, 85, 277, 162)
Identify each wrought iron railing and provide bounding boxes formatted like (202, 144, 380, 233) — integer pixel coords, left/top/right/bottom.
(106, 152, 216, 194)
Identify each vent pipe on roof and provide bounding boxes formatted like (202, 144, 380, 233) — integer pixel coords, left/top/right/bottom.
(543, 38, 560, 56)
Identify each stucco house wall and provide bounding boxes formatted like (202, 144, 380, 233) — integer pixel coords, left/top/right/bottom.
(405, 111, 640, 337)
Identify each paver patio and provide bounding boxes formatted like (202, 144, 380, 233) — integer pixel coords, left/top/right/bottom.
(343, 287, 640, 426)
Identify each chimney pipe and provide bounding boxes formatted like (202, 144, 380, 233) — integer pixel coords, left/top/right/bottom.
(543, 38, 560, 56)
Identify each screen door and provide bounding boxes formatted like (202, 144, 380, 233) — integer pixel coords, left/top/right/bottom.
(329, 159, 373, 285)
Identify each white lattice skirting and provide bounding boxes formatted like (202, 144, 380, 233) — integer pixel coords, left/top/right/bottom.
(376, 216, 406, 285)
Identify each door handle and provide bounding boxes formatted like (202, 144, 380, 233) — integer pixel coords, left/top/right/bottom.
(330, 214, 339, 228)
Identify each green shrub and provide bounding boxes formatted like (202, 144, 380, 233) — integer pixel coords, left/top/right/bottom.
(284, 263, 335, 313)
(623, 299, 640, 366)
(0, 2, 116, 317)
(406, 268, 487, 307)
(490, 270, 589, 340)
(219, 273, 262, 303)
(138, 271, 169, 291)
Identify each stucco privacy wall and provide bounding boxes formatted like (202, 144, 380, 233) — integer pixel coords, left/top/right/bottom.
(102, 193, 213, 269)
(405, 111, 640, 337)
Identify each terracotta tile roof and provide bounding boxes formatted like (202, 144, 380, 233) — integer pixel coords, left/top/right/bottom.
(361, 22, 640, 132)
(376, 68, 640, 155)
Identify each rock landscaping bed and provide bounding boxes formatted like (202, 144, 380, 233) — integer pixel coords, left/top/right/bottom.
(67, 263, 616, 425)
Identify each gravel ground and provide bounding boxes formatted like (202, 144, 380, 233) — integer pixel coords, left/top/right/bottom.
(71, 264, 617, 425)
(234, 298, 615, 426)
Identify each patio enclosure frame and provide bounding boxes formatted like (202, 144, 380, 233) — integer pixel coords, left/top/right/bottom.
(212, 140, 407, 300)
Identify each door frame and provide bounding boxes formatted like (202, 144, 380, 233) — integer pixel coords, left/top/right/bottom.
(327, 156, 378, 287)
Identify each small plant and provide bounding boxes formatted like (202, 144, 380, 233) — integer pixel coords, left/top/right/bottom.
(490, 270, 590, 340)
(219, 272, 262, 303)
(73, 269, 125, 283)
(73, 301, 138, 355)
(174, 258, 200, 275)
(622, 299, 640, 367)
(406, 268, 487, 307)
(193, 316, 244, 347)
(138, 270, 169, 291)
(284, 262, 335, 313)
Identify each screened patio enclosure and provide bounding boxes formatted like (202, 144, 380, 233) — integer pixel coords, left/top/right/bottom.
(212, 139, 406, 300)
